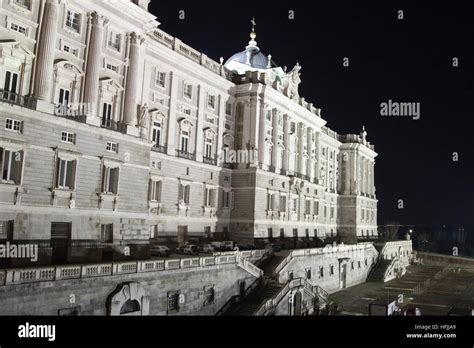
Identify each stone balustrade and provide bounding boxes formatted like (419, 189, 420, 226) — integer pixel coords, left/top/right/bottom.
(0, 250, 268, 286)
(151, 28, 224, 76)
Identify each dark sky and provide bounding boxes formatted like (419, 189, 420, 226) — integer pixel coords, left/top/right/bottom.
(148, 1, 473, 226)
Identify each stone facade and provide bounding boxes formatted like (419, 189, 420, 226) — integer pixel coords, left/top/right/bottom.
(274, 243, 379, 294)
(0, 0, 377, 259)
(0, 254, 258, 315)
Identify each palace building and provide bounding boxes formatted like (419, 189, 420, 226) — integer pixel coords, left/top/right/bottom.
(0, 0, 378, 265)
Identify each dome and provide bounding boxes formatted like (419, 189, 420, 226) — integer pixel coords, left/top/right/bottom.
(225, 48, 276, 70)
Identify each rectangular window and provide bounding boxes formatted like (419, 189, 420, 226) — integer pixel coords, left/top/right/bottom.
(305, 199, 311, 215)
(0, 149, 23, 184)
(330, 265, 334, 275)
(330, 206, 335, 219)
(100, 224, 113, 243)
(313, 200, 319, 215)
(4, 71, 19, 97)
(155, 71, 166, 88)
(324, 205, 327, 218)
(56, 158, 76, 189)
(149, 180, 162, 202)
(178, 184, 190, 205)
(107, 31, 121, 51)
(319, 266, 324, 278)
(10, 22, 27, 35)
(102, 166, 119, 194)
(5, 118, 22, 133)
(62, 44, 79, 57)
(152, 122, 161, 145)
(207, 94, 215, 109)
(65, 10, 81, 32)
(167, 291, 180, 312)
(361, 209, 365, 221)
(204, 141, 213, 159)
(222, 190, 232, 209)
(205, 188, 216, 207)
(14, 0, 31, 9)
(106, 63, 119, 73)
(102, 103, 113, 127)
(183, 83, 192, 99)
(58, 88, 71, 106)
(267, 193, 274, 211)
(225, 102, 232, 116)
(292, 198, 297, 212)
(180, 131, 189, 153)
(61, 131, 75, 144)
(106, 141, 118, 153)
(306, 268, 311, 279)
(279, 195, 287, 212)
(0, 220, 14, 241)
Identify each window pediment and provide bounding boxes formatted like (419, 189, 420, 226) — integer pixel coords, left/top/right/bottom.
(99, 77, 124, 93)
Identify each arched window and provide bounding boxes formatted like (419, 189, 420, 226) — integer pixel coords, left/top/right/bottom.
(120, 299, 140, 315)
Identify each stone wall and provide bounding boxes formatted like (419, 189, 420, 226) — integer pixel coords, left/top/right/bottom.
(275, 243, 379, 294)
(0, 258, 257, 316)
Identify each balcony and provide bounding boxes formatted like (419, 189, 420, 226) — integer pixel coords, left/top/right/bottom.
(222, 162, 233, 169)
(101, 119, 127, 134)
(151, 145, 167, 154)
(203, 156, 217, 166)
(294, 172, 310, 181)
(54, 105, 87, 123)
(0, 89, 36, 110)
(176, 150, 195, 161)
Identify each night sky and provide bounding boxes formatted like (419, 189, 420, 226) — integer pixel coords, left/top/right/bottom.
(148, 1, 473, 226)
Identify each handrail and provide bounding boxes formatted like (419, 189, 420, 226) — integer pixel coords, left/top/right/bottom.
(254, 277, 329, 316)
(274, 243, 379, 276)
(215, 276, 263, 316)
(0, 252, 254, 286)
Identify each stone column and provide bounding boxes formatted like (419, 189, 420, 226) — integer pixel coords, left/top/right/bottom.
(271, 109, 279, 172)
(83, 12, 108, 117)
(166, 72, 178, 156)
(216, 95, 226, 165)
(314, 131, 321, 184)
(282, 114, 290, 174)
(371, 161, 376, 196)
(34, 0, 59, 103)
(123, 32, 145, 127)
(306, 127, 313, 181)
(297, 123, 305, 175)
(194, 85, 205, 162)
(256, 100, 266, 167)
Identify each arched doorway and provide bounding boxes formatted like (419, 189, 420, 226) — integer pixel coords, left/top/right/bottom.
(107, 282, 150, 316)
(292, 291, 302, 316)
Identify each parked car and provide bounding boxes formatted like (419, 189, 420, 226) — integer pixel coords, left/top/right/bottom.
(237, 243, 256, 251)
(176, 245, 199, 255)
(150, 245, 172, 257)
(210, 241, 224, 250)
(265, 243, 283, 252)
(222, 241, 236, 251)
(199, 244, 216, 254)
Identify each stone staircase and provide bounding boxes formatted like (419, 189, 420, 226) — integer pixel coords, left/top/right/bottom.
(368, 259, 392, 282)
(230, 277, 284, 316)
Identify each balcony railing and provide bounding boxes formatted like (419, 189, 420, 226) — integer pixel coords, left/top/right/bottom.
(54, 105, 88, 123)
(101, 119, 127, 134)
(176, 150, 195, 161)
(0, 89, 37, 110)
(294, 172, 310, 181)
(203, 156, 217, 166)
(151, 145, 167, 154)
